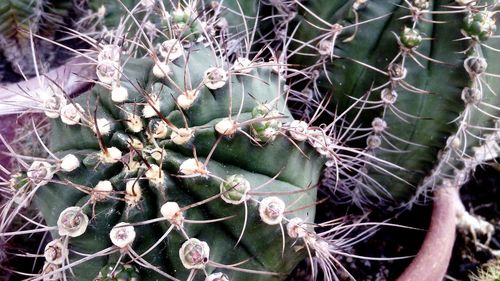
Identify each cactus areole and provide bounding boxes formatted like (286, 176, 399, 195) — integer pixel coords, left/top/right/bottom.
(33, 44, 325, 280)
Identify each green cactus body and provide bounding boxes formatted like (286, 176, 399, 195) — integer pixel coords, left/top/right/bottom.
(282, 0, 500, 205)
(32, 43, 325, 280)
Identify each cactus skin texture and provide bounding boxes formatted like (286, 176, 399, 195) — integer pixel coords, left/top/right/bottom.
(31, 41, 325, 280)
(270, 0, 500, 206)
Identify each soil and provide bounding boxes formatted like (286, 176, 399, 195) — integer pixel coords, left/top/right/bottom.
(288, 162, 499, 281)
(288, 194, 432, 281)
(448, 164, 500, 281)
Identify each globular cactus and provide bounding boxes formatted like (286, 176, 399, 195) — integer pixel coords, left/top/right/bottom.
(32, 46, 325, 280)
(262, 0, 500, 207)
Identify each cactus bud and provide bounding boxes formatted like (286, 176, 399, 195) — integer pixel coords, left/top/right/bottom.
(179, 238, 210, 269)
(461, 87, 482, 105)
(57, 207, 89, 237)
(413, 0, 429, 10)
(177, 89, 200, 109)
(286, 217, 307, 239)
(42, 262, 61, 280)
(153, 61, 172, 78)
(97, 45, 121, 62)
(371, 118, 387, 134)
(41, 92, 66, 119)
(204, 67, 228, 90)
(150, 148, 167, 162)
(160, 202, 184, 226)
(179, 158, 208, 176)
(125, 180, 142, 206)
(60, 154, 79, 172)
(60, 103, 83, 125)
(96, 60, 122, 85)
(159, 39, 184, 61)
(366, 135, 382, 149)
(251, 105, 282, 143)
(463, 11, 496, 42)
(171, 128, 193, 145)
(400, 27, 422, 49)
(172, 7, 191, 23)
(464, 56, 487, 76)
(42, 262, 63, 281)
(232, 57, 253, 74)
(259, 197, 286, 225)
(93, 118, 112, 136)
(111, 85, 129, 103)
(110, 223, 136, 249)
(27, 161, 54, 186)
(44, 239, 66, 265)
(318, 37, 333, 57)
(149, 119, 169, 139)
(381, 88, 398, 104)
(125, 113, 144, 133)
(220, 174, 250, 205)
(93, 181, 113, 202)
(388, 64, 407, 81)
(145, 164, 165, 186)
(100, 147, 122, 164)
(142, 95, 160, 118)
(215, 118, 238, 136)
(95, 264, 140, 281)
(447, 135, 461, 150)
(288, 120, 309, 141)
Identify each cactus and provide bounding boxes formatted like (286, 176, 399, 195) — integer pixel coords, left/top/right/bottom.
(260, 0, 500, 207)
(30, 45, 326, 280)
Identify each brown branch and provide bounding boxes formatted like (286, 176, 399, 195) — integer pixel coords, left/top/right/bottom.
(396, 187, 457, 281)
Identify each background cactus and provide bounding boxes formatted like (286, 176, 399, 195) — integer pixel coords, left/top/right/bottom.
(0, 0, 94, 81)
(257, 0, 500, 207)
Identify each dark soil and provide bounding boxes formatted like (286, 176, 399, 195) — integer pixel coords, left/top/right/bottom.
(288, 163, 499, 281)
(344, 164, 500, 281)
(447, 164, 500, 281)
(288, 196, 432, 281)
